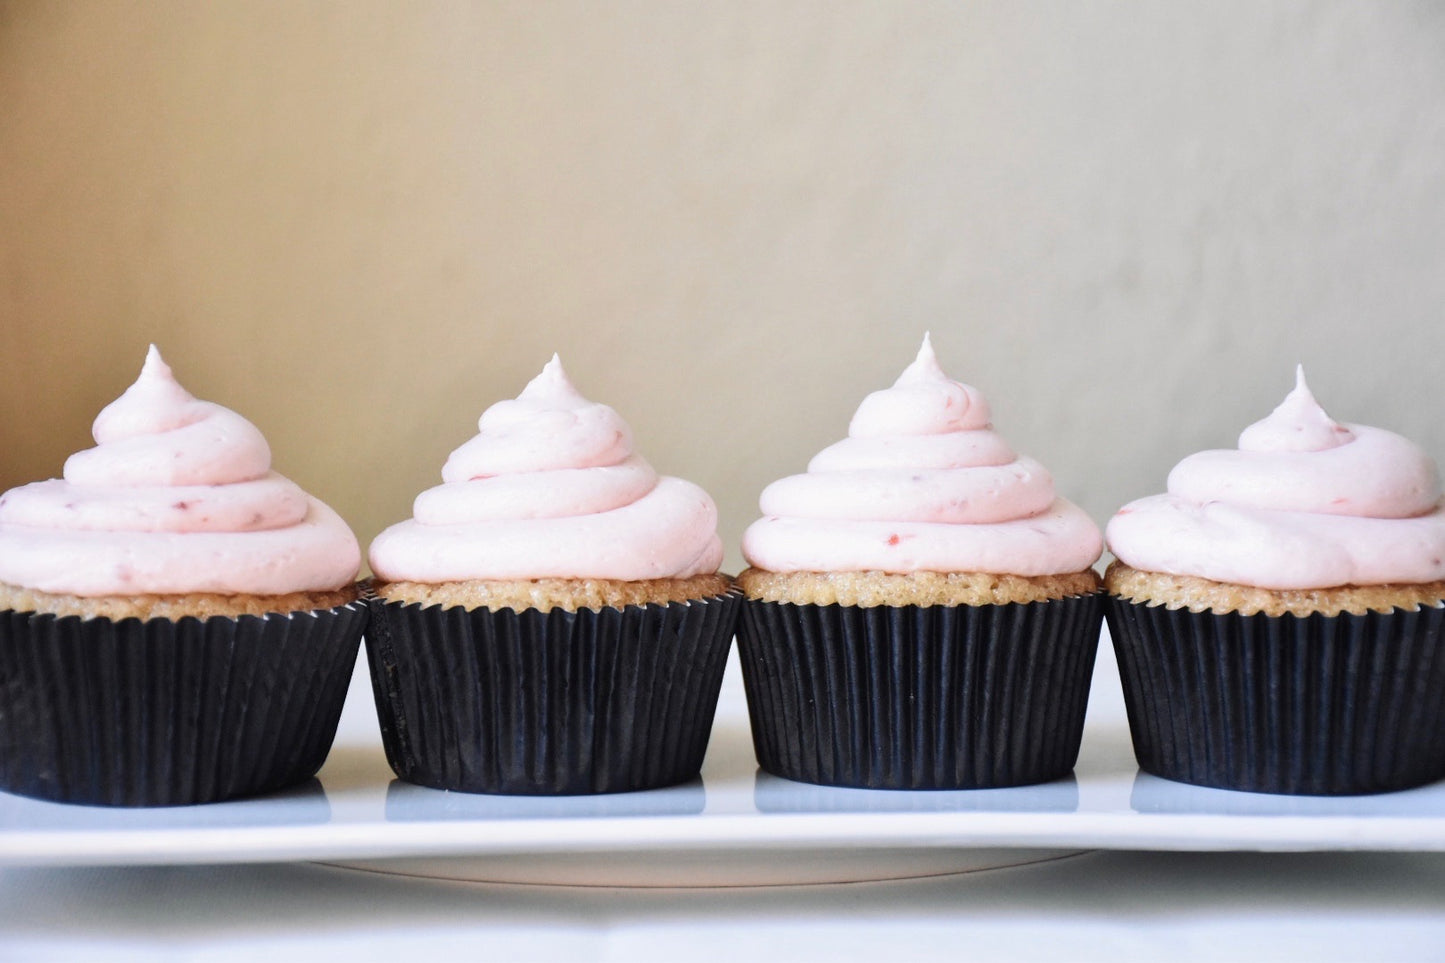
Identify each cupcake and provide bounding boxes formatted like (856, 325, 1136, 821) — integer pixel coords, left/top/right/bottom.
(366, 355, 739, 795)
(737, 335, 1104, 789)
(1105, 368, 1445, 795)
(0, 347, 366, 806)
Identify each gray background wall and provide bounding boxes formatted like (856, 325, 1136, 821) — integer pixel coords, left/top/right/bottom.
(3, 2, 1443, 574)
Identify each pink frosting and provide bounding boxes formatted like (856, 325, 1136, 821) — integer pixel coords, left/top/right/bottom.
(741, 336, 1103, 576)
(368, 356, 724, 582)
(0, 347, 361, 596)
(1106, 367, 1445, 589)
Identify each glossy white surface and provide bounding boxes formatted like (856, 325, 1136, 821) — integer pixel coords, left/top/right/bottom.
(6, 851, 1445, 963)
(3, 630, 1445, 887)
(3, 631, 1445, 961)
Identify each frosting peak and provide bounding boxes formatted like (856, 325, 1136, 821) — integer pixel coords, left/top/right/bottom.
(0, 347, 360, 596)
(1237, 366, 1354, 453)
(370, 355, 723, 582)
(442, 355, 632, 483)
(66, 347, 271, 488)
(849, 334, 991, 439)
(518, 354, 585, 405)
(1108, 369, 1445, 590)
(743, 336, 1101, 576)
(91, 346, 206, 443)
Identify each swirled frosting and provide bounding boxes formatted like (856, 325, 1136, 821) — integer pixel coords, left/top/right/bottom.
(740, 336, 1102, 575)
(1106, 367, 1445, 589)
(0, 346, 361, 596)
(368, 355, 724, 582)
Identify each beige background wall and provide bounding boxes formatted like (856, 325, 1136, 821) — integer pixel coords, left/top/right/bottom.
(3, 2, 1444, 574)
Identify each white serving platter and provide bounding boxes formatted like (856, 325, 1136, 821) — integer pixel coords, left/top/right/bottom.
(3, 632, 1444, 887)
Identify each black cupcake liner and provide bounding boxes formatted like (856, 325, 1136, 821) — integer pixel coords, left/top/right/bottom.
(1106, 596, 1445, 795)
(0, 600, 367, 806)
(735, 594, 1104, 790)
(364, 590, 741, 795)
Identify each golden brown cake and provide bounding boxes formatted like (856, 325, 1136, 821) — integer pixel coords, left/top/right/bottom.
(1104, 561, 1445, 618)
(737, 567, 1100, 608)
(0, 581, 360, 621)
(372, 573, 732, 614)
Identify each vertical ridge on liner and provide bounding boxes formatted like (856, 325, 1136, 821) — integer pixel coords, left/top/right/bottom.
(660, 608, 692, 778)
(190, 620, 220, 801)
(736, 595, 1103, 790)
(779, 606, 809, 779)
(861, 608, 891, 784)
(619, 606, 649, 785)
(907, 608, 930, 782)
(203, 619, 238, 801)
(1379, 611, 1416, 782)
(468, 605, 500, 789)
(998, 604, 1028, 782)
(249, 620, 289, 799)
(1394, 610, 1439, 783)
(1106, 600, 1445, 795)
(365, 593, 740, 795)
(828, 608, 858, 781)
(1292, 618, 1312, 787)
(657, 603, 704, 781)
(792, 606, 820, 780)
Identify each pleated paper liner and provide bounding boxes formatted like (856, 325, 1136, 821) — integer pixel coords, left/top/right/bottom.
(0, 599, 368, 806)
(365, 589, 741, 795)
(1106, 596, 1445, 795)
(735, 593, 1104, 790)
